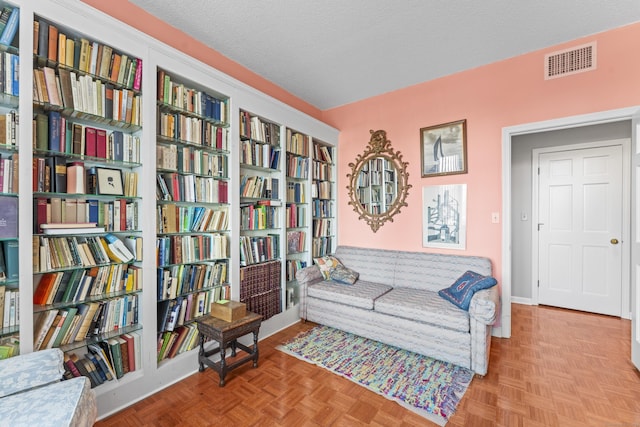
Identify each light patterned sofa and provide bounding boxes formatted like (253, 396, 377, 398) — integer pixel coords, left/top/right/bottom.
(0, 348, 97, 426)
(296, 246, 500, 375)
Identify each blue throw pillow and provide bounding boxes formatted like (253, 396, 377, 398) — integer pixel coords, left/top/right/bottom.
(438, 270, 497, 311)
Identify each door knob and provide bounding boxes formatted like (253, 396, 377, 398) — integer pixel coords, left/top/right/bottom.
(610, 238, 619, 245)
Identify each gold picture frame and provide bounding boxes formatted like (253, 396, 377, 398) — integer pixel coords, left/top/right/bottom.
(420, 119, 467, 177)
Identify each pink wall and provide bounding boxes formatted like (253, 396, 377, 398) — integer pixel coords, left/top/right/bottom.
(81, 0, 640, 282)
(323, 23, 640, 281)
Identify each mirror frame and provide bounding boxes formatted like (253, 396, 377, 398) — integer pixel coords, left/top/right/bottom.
(346, 130, 411, 232)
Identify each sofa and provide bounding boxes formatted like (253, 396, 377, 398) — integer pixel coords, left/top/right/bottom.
(296, 246, 500, 375)
(0, 348, 97, 426)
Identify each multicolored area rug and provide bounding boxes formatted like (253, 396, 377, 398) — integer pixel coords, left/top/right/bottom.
(277, 325, 473, 426)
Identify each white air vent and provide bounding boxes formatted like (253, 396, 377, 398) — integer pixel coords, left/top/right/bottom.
(544, 42, 596, 80)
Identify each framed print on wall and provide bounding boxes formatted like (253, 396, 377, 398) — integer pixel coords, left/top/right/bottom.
(96, 167, 124, 196)
(420, 119, 467, 177)
(422, 184, 467, 250)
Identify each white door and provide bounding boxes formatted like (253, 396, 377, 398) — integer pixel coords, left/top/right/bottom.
(632, 113, 640, 371)
(537, 144, 623, 316)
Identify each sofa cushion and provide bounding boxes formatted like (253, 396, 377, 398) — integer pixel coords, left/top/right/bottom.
(313, 255, 342, 280)
(374, 287, 470, 333)
(307, 280, 392, 310)
(329, 264, 359, 285)
(438, 270, 498, 310)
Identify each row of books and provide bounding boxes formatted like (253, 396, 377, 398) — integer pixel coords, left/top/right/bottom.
(0, 287, 18, 330)
(285, 259, 307, 282)
(34, 198, 139, 234)
(286, 203, 306, 228)
(157, 70, 227, 123)
(35, 19, 142, 91)
(286, 153, 309, 179)
(285, 130, 310, 157)
(157, 204, 229, 234)
(313, 144, 334, 164)
(313, 218, 333, 238)
(34, 233, 136, 273)
(34, 112, 141, 163)
(286, 181, 306, 203)
(157, 262, 228, 301)
(0, 240, 18, 281)
(312, 199, 334, 219)
(33, 263, 142, 306)
(157, 286, 227, 336)
(286, 230, 306, 254)
(156, 172, 229, 204)
(34, 294, 139, 353)
(158, 111, 229, 147)
(239, 111, 281, 146)
(156, 233, 229, 267)
(64, 332, 140, 388)
(240, 203, 279, 231)
(0, 52, 17, 96)
(239, 234, 280, 267)
(312, 181, 332, 200)
(34, 66, 142, 126)
(312, 236, 334, 258)
(156, 143, 227, 177)
(0, 7, 18, 47)
(240, 139, 281, 170)
(240, 175, 279, 199)
(312, 161, 334, 181)
(156, 323, 200, 363)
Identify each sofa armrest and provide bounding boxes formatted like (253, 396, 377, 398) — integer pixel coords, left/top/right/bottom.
(468, 285, 500, 325)
(295, 265, 323, 286)
(295, 265, 324, 320)
(0, 348, 65, 398)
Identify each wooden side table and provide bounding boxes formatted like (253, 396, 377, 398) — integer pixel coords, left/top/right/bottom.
(196, 311, 262, 386)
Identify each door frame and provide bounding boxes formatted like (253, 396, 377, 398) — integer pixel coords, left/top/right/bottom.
(501, 106, 640, 338)
(530, 140, 630, 315)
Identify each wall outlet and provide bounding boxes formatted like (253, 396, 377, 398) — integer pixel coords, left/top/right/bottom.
(491, 212, 500, 224)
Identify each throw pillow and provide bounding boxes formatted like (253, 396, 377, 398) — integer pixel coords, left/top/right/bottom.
(329, 264, 359, 285)
(438, 270, 497, 311)
(313, 255, 342, 280)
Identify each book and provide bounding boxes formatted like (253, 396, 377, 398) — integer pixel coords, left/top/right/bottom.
(0, 7, 18, 46)
(101, 233, 134, 263)
(0, 195, 17, 238)
(33, 309, 58, 351)
(108, 337, 124, 379)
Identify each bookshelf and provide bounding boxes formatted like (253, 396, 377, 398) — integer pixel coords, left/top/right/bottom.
(155, 68, 231, 365)
(0, 0, 19, 357)
(6, 0, 338, 418)
(239, 110, 283, 319)
(312, 139, 336, 258)
(30, 13, 144, 386)
(285, 128, 310, 309)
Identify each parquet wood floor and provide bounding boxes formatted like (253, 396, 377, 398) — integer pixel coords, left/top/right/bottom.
(96, 304, 640, 426)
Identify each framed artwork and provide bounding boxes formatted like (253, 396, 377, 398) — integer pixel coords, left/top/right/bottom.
(420, 119, 467, 177)
(422, 184, 467, 250)
(96, 167, 124, 196)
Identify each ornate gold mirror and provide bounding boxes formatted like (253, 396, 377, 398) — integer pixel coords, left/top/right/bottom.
(346, 130, 411, 232)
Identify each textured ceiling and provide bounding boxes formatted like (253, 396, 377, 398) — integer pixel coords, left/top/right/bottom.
(131, 0, 640, 110)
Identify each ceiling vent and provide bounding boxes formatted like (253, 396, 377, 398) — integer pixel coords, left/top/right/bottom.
(544, 42, 596, 80)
